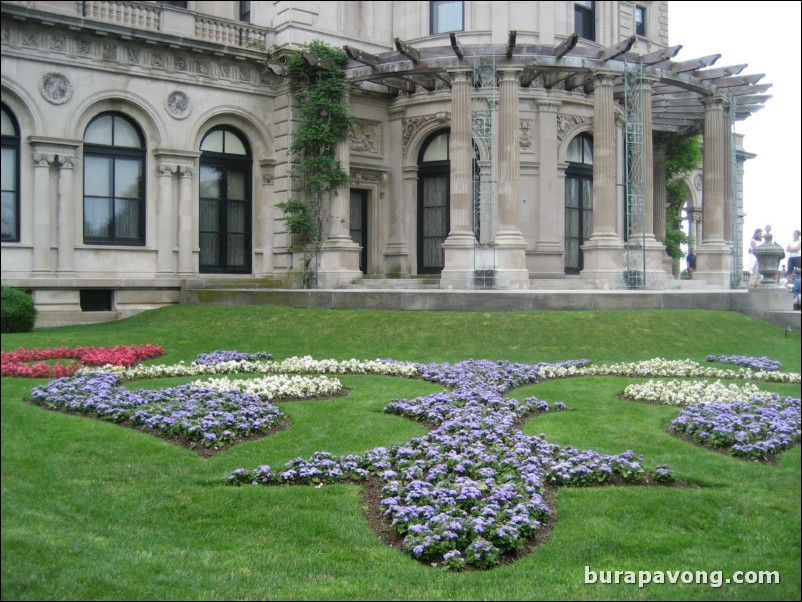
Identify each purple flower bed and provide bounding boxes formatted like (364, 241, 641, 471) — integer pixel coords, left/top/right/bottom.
(229, 358, 664, 570)
(671, 394, 801, 460)
(707, 355, 782, 372)
(30, 372, 286, 448)
(194, 350, 273, 365)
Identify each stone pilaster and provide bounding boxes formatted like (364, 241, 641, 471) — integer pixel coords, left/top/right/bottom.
(31, 152, 55, 275)
(384, 106, 409, 276)
(56, 155, 77, 275)
(157, 163, 177, 275)
(177, 165, 195, 276)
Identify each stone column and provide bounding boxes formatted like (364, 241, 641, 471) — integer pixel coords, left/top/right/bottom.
(581, 72, 623, 286)
(494, 67, 529, 289)
(441, 69, 476, 289)
(695, 95, 731, 285)
(157, 163, 176, 275)
(722, 100, 733, 245)
(653, 145, 674, 276)
(384, 106, 409, 276)
(531, 98, 564, 277)
(317, 89, 362, 287)
(177, 165, 195, 276)
(32, 153, 54, 274)
(56, 155, 77, 275)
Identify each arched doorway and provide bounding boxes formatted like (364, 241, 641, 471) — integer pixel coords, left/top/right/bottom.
(564, 133, 593, 274)
(417, 130, 450, 274)
(199, 127, 252, 274)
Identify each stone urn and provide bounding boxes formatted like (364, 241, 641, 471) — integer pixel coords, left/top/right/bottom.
(752, 225, 784, 287)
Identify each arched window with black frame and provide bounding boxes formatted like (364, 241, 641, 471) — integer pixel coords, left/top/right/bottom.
(565, 132, 593, 274)
(199, 126, 252, 274)
(83, 112, 146, 245)
(1, 104, 21, 242)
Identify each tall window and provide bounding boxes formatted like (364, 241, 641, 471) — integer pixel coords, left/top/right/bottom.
(635, 5, 646, 36)
(83, 113, 146, 245)
(431, 1, 463, 34)
(239, 1, 251, 22)
(1, 104, 20, 242)
(418, 130, 450, 274)
(565, 133, 593, 274)
(575, 1, 595, 41)
(199, 127, 252, 274)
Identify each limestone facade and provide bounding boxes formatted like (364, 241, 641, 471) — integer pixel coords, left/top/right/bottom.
(1, 1, 762, 321)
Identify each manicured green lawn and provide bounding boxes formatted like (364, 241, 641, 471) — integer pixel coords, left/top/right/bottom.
(2, 306, 800, 600)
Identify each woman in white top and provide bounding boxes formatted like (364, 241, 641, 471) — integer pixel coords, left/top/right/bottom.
(749, 228, 763, 287)
(786, 229, 801, 275)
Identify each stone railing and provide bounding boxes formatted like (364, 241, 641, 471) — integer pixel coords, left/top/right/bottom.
(78, 1, 162, 32)
(195, 16, 272, 50)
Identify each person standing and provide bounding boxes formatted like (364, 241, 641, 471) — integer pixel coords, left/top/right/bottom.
(686, 248, 696, 279)
(786, 229, 801, 275)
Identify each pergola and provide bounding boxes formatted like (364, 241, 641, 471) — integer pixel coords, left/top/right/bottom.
(337, 32, 771, 135)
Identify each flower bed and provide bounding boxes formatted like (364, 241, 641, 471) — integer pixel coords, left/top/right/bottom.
(622, 380, 766, 406)
(2, 344, 164, 378)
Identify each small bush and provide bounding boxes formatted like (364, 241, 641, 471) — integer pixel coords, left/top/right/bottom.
(1, 287, 38, 333)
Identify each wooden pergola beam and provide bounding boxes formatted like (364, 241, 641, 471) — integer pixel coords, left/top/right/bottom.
(554, 33, 579, 59)
(449, 32, 465, 59)
(506, 30, 517, 58)
(394, 37, 421, 63)
(670, 54, 720, 73)
(344, 45, 381, 66)
(640, 45, 682, 64)
(692, 64, 747, 80)
(599, 36, 635, 61)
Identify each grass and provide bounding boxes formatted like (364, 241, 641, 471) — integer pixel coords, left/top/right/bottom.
(2, 305, 800, 600)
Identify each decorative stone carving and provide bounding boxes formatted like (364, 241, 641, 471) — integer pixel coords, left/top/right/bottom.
(529, 75, 546, 88)
(51, 36, 66, 52)
(165, 91, 192, 120)
(402, 113, 450, 155)
(158, 163, 178, 176)
(151, 52, 165, 69)
(102, 43, 117, 62)
(556, 113, 591, 144)
(350, 120, 380, 154)
(78, 39, 93, 56)
(175, 56, 188, 72)
(694, 173, 703, 190)
(39, 72, 72, 105)
(519, 119, 532, 150)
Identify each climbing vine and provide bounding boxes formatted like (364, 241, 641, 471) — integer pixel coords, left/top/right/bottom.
(661, 135, 702, 261)
(276, 41, 352, 287)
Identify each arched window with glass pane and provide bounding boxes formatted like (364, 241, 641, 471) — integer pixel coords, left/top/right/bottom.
(418, 130, 450, 274)
(199, 127, 252, 274)
(1, 104, 21, 242)
(83, 113, 146, 245)
(565, 133, 593, 274)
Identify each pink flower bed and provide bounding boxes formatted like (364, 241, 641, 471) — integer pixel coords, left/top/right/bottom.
(1, 344, 164, 378)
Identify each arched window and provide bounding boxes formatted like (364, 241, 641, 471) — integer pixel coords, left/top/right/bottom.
(199, 126, 252, 273)
(418, 130, 450, 274)
(565, 133, 593, 274)
(1, 104, 20, 242)
(83, 112, 146, 245)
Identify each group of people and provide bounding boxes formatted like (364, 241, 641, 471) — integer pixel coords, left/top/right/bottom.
(747, 227, 801, 309)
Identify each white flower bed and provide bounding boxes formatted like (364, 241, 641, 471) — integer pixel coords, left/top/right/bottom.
(189, 374, 343, 401)
(536, 358, 801, 384)
(622, 380, 767, 406)
(89, 356, 420, 380)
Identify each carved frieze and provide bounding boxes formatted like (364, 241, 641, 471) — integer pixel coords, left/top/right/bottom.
(350, 120, 380, 155)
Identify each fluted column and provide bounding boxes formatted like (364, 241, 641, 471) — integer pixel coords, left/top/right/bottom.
(317, 89, 361, 286)
(695, 95, 731, 285)
(589, 72, 617, 238)
(32, 153, 55, 274)
(157, 163, 176, 275)
(639, 77, 658, 241)
(178, 165, 195, 276)
(722, 99, 733, 245)
(581, 72, 624, 285)
(56, 155, 77, 275)
(440, 69, 476, 289)
(493, 67, 529, 289)
(384, 106, 409, 275)
(446, 70, 473, 237)
(653, 146, 667, 243)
